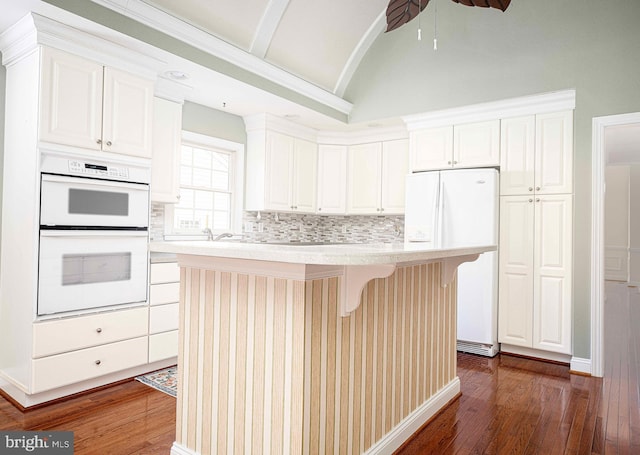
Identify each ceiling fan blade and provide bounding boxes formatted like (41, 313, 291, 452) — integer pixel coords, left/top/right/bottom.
(450, 0, 511, 11)
(386, 0, 431, 33)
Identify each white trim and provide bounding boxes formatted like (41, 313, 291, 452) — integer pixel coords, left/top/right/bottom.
(90, 0, 353, 115)
(500, 344, 572, 364)
(333, 10, 386, 97)
(364, 377, 460, 455)
(250, 0, 290, 58)
(316, 125, 409, 146)
(0, 13, 165, 79)
(170, 442, 197, 455)
(243, 112, 319, 142)
(591, 112, 640, 378)
(403, 90, 576, 130)
(570, 357, 592, 375)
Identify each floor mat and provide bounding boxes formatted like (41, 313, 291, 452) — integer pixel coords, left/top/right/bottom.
(135, 366, 177, 397)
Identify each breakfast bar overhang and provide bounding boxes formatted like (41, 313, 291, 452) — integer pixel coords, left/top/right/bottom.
(149, 241, 495, 455)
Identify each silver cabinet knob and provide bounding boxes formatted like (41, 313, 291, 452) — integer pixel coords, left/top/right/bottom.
(528, 187, 533, 192)
(536, 186, 541, 191)
(96, 328, 102, 333)
(453, 161, 458, 165)
(448, 161, 452, 165)
(536, 198, 540, 202)
(95, 360, 101, 365)
(106, 141, 112, 146)
(528, 199, 533, 203)
(318, 207, 322, 211)
(96, 139, 102, 145)
(380, 208, 385, 212)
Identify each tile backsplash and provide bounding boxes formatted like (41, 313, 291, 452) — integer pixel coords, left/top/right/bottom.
(150, 202, 404, 243)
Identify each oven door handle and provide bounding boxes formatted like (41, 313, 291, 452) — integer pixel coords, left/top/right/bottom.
(41, 173, 149, 190)
(39, 230, 149, 238)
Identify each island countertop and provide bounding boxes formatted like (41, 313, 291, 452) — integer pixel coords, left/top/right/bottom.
(148, 240, 496, 266)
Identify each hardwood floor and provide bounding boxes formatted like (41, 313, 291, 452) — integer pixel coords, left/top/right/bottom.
(0, 280, 637, 454)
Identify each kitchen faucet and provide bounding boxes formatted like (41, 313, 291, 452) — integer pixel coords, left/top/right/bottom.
(202, 228, 235, 241)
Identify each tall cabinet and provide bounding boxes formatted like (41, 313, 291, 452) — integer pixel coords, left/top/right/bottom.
(498, 111, 574, 357)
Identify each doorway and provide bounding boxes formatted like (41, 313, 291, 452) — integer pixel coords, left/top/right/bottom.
(592, 112, 640, 377)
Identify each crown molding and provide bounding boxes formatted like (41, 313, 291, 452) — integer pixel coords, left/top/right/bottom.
(243, 113, 319, 143)
(0, 12, 165, 80)
(317, 125, 408, 146)
(403, 89, 577, 130)
(90, 0, 353, 116)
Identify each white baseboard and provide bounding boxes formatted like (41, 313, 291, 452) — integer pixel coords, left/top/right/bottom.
(171, 442, 197, 455)
(364, 377, 461, 455)
(570, 357, 592, 375)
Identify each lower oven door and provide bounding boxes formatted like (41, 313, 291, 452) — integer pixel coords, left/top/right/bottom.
(38, 230, 149, 316)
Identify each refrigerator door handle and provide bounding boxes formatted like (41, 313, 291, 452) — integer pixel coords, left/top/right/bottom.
(436, 178, 444, 247)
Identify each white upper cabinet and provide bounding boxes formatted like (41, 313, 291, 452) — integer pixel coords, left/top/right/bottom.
(347, 139, 408, 215)
(151, 97, 183, 203)
(410, 120, 499, 171)
(316, 145, 347, 214)
(246, 129, 317, 213)
(381, 139, 409, 214)
(410, 126, 453, 171)
(39, 47, 154, 158)
(453, 120, 500, 168)
(347, 142, 382, 214)
(500, 111, 573, 196)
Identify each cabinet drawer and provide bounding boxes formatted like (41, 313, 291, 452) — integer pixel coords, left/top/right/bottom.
(33, 307, 148, 358)
(149, 303, 179, 334)
(150, 282, 180, 306)
(150, 262, 180, 284)
(149, 330, 178, 363)
(32, 336, 148, 393)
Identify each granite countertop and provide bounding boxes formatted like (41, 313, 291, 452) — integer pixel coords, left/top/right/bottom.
(148, 240, 496, 266)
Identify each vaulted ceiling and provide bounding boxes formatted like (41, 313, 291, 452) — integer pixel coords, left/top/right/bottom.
(138, 0, 389, 97)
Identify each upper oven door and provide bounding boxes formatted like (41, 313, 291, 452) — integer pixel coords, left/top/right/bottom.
(40, 174, 149, 228)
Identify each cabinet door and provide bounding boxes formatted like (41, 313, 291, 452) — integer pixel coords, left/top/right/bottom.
(316, 145, 347, 214)
(292, 139, 317, 213)
(39, 47, 103, 150)
(381, 139, 409, 214)
(102, 67, 155, 158)
(500, 116, 535, 195)
(151, 98, 183, 203)
(264, 131, 294, 211)
(347, 143, 382, 214)
(498, 196, 535, 348)
(409, 126, 453, 171)
(533, 194, 572, 354)
(453, 120, 500, 168)
(535, 111, 573, 195)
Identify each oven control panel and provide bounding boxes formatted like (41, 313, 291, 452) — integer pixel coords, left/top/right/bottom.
(68, 160, 130, 180)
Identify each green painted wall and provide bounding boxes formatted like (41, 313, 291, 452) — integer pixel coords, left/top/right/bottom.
(345, 0, 640, 359)
(0, 55, 5, 252)
(182, 101, 246, 144)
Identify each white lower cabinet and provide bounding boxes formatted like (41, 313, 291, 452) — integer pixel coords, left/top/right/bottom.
(498, 194, 573, 355)
(32, 337, 148, 393)
(148, 261, 180, 362)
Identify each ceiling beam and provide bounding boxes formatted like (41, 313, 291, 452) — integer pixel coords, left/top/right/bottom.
(250, 0, 290, 58)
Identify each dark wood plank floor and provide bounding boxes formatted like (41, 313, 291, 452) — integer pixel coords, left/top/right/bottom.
(0, 280, 637, 454)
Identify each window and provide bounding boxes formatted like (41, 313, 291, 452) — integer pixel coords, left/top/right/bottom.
(165, 131, 244, 236)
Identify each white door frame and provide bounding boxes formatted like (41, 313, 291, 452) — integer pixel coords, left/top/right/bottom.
(591, 112, 640, 377)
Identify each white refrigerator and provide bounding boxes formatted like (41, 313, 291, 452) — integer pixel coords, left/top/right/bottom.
(405, 168, 499, 357)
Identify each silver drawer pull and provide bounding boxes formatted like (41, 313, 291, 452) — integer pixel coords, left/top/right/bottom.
(95, 360, 101, 365)
(96, 328, 102, 333)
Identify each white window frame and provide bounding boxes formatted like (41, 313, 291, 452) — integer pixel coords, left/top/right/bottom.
(164, 131, 245, 239)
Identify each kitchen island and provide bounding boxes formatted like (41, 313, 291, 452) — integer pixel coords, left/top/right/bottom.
(149, 241, 495, 455)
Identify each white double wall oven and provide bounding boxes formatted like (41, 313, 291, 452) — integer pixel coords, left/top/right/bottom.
(38, 152, 151, 316)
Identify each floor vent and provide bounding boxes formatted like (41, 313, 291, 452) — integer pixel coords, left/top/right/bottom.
(457, 341, 499, 357)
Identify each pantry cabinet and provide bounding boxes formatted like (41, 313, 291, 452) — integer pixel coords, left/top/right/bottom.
(316, 144, 348, 214)
(410, 120, 499, 171)
(39, 47, 154, 158)
(500, 111, 573, 196)
(347, 139, 408, 214)
(246, 129, 317, 213)
(151, 97, 183, 203)
(498, 194, 573, 355)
